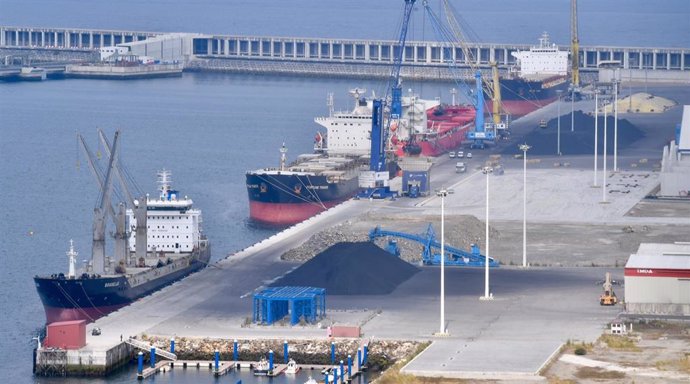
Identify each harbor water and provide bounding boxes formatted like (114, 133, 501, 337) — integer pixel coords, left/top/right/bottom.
(1, 1, 688, 383)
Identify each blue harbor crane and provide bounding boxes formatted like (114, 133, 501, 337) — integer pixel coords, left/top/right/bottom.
(358, 0, 416, 199)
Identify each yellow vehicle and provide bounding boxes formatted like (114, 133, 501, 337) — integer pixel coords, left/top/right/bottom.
(600, 272, 618, 306)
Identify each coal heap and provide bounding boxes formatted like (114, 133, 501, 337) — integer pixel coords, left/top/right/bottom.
(503, 111, 645, 156)
(271, 242, 419, 295)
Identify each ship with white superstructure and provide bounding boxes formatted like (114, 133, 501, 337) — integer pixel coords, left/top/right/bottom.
(34, 132, 210, 323)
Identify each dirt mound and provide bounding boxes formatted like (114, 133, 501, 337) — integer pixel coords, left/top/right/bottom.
(504, 111, 645, 156)
(271, 242, 419, 295)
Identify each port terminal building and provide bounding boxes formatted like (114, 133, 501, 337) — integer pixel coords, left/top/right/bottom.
(624, 242, 690, 316)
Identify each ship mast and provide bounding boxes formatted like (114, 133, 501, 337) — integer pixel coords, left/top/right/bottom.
(67, 239, 77, 278)
(279, 143, 288, 171)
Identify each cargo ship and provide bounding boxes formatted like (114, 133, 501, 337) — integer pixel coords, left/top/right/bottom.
(314, 88, 475, 158)
(34, 160, 210, 323)
(491, 32, 570, 117)
(246, 144, 364, 226)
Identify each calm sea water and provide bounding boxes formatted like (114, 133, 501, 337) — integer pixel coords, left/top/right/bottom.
(1, 1, 688, 383)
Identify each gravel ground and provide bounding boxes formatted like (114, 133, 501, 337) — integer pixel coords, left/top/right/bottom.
(545, 321, 690, 383)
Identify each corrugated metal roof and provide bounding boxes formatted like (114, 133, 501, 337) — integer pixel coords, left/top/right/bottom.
(625, 242, 690, 270)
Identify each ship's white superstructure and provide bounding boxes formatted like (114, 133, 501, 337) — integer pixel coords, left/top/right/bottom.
(127, 170, 202, 255)
(511, 32, 568, 78)
(314, 89, 438, 156)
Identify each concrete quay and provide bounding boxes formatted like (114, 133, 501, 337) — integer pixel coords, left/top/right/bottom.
(35, 86, 689, 380)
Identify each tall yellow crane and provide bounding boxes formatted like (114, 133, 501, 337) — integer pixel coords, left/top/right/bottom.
(571, 0, 580, 88)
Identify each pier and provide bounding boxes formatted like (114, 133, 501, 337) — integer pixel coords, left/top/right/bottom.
(2, 26, 689, 82)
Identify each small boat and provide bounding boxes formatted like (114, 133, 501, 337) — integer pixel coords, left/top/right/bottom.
(253, 357, 270, 376)
(285, 358, 300, 374)
(303, 377, 318, 384)
(323, 366, 343, 382)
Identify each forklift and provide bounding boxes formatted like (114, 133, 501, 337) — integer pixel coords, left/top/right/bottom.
(600, 272, 618, 306)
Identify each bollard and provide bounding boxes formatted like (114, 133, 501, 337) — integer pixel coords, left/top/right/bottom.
(331, 341, 336, 364)
(269, 350, 274, 372)
(233, 339, 238, 361)
(324, 371, 329, 384)
(357, 349, 361, 371)
(214, 349, 219, 372)
(340, 360, 344, 382)
(363, 345, 368, 365)
(283, 340, 288, 363)
(170, 337, 175, 354)
(137, 352, 143, 377)
(150, 345, 156, 368)
(334, 367, 339, 384)
(347, 354, 352, 378)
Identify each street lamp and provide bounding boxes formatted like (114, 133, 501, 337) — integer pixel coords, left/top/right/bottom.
(613, 78, 619, 172)
(571, 85, 575, 132)
(481, 166, 493, 300)
(593, 89, 599, 187)
(435, 188, 452, 335)
(519, 144, 530, 268)
(602, 100, 609, 203)
(556, 90, 563, 156)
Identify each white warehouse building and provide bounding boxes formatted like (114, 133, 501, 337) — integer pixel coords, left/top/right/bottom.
(624, 242, 690, 316)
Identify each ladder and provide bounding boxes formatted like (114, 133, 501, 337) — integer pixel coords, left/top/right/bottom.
(125, 338, 177, 361)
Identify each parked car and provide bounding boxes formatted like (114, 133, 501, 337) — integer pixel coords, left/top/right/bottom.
(457, 151, 464, 158)
(449, 151, 456, 158)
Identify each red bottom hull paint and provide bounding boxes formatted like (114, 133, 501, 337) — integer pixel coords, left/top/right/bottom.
(487, 97, 559, 118)
(44, 304, 127, 324)
(249, 200, 345, 226)
(395, 123, 472, 158)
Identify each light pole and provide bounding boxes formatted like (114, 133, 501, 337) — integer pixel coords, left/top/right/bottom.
(519, 144, 530, 268)
(435, 188, 451, 335)
(481, 166, 493, 300)
(594, 89, 599, 187)
(613, 78, 619, 172)
(571, 85, 575, 132)
(602, 100, 608, 202)
(556, 90, 563, 156)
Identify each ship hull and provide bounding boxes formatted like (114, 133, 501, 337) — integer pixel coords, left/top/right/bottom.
(416, 122, 472, 157)
(246, 172, 360, 226)
(34, 248, 210, 324)
(396, 105, 475, 157)
(492, 76, 569, 117)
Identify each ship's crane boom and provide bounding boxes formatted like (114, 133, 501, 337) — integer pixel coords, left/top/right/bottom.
(422, 1, 496, 149)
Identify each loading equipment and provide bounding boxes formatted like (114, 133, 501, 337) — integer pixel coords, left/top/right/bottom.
(369, 224, 499, 267)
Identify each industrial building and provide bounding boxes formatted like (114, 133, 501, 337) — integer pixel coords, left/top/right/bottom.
(624, 242, 690, 316)
(659, 105, 690, 197)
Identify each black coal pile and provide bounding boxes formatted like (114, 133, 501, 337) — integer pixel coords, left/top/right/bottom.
(271, 242, 419, 295)
(502, 111, 645, 156)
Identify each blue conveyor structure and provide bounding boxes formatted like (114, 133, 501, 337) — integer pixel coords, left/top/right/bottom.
(369, 224, 499, 267)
